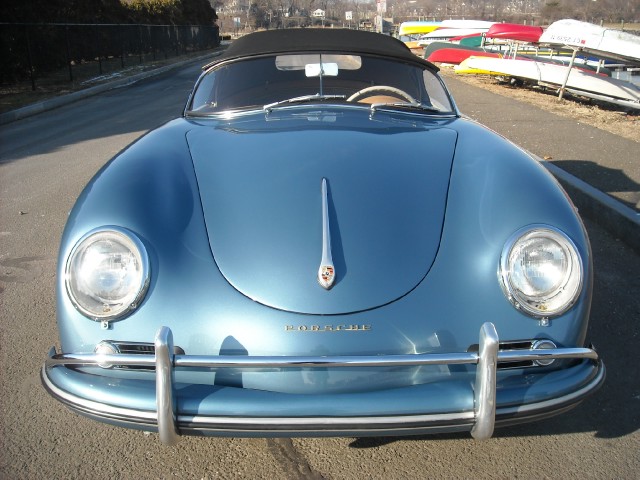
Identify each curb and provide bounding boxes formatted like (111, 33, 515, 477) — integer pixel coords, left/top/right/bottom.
(0, 51, 221, 126)
(540, 159, 640, 253)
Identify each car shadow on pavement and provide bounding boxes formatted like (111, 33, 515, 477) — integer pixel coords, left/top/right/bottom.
(552, 159, 640, 212)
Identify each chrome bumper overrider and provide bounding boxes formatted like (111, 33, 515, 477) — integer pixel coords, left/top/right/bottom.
(42, 322, 604, 445)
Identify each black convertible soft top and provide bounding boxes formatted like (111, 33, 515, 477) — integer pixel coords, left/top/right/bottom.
(206, 28, 436, 71)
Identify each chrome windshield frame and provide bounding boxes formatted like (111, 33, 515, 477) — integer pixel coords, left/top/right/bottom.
(183, 53, 460, 118)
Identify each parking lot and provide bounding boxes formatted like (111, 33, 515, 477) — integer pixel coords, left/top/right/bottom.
(1, 60, 638, 479)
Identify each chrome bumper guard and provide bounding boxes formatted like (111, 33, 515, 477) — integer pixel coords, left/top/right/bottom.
(44, 322, 601, 445)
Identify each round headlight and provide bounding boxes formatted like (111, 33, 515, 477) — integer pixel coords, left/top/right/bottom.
(499, 226, 583, 318)
(65, 227, 150, 320)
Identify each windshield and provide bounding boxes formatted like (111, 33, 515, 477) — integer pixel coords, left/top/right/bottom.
(187, 53, 454, 115)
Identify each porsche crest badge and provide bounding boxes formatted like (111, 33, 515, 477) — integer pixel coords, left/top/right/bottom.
(318, 264, 335, 290)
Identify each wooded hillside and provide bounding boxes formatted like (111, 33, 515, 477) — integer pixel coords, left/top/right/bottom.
(3, 0, 218, 25)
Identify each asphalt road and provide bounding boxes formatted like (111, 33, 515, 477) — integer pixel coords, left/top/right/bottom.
(443, 74, 640, 214)
(1, 62, 639, 479)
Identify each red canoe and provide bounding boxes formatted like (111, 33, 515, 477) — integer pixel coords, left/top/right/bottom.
(427, 48, 501, 64)
(485, 23, 543, 43)
(449, 32, 483, 42)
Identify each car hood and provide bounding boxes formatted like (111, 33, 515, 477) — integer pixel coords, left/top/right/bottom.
(186, 117, 457, 314)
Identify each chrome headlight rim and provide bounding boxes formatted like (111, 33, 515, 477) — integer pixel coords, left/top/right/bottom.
(65, 226, 150, 321)
(499, 225, 583, 319)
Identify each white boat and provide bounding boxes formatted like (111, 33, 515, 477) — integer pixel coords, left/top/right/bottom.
(539, 19, 640, 64)
(464, 56, 640, 108)
(563, 87, 640, 110)
(440, 20, 496, 30)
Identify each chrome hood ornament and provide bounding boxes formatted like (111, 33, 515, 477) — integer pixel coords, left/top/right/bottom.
(318, 178, 336, 290)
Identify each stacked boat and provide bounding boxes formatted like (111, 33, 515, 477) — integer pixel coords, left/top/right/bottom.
(421, 19, 640, 110)
(416, 20, 496, 46)
(397, 21, 442, 52)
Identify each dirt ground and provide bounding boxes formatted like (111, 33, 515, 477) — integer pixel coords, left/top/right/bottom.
(438, 67, 639, 143)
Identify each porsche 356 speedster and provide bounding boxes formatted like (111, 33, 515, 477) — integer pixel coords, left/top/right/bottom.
(42, 28, 605, 444)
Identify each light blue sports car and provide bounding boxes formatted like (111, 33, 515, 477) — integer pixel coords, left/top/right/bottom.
(42, 28, 604, 444)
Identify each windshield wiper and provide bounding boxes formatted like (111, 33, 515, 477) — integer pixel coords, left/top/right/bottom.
(370, 102, 444, 114)
(263, 94, 346, 112)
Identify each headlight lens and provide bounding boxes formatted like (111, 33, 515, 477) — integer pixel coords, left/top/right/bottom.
(500, 226, 583, 318)
(65, 227, 150, 320)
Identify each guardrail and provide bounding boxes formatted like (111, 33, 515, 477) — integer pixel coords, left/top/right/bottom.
(1, 23, 220, 90)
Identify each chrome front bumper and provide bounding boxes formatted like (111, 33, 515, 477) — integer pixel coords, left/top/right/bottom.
(42, 322, 604, 445)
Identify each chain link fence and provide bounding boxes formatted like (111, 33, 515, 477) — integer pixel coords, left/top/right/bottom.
(1, 23, 220, 89)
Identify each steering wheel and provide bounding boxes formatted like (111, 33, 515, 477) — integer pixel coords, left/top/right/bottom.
(347, 85, 417, 103)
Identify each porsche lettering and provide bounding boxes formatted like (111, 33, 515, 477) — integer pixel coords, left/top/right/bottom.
(285, 324, 372, 332)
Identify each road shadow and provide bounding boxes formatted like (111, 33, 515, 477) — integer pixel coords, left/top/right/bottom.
(0, 63, 205, 166)
(553, 159, 640, 212)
